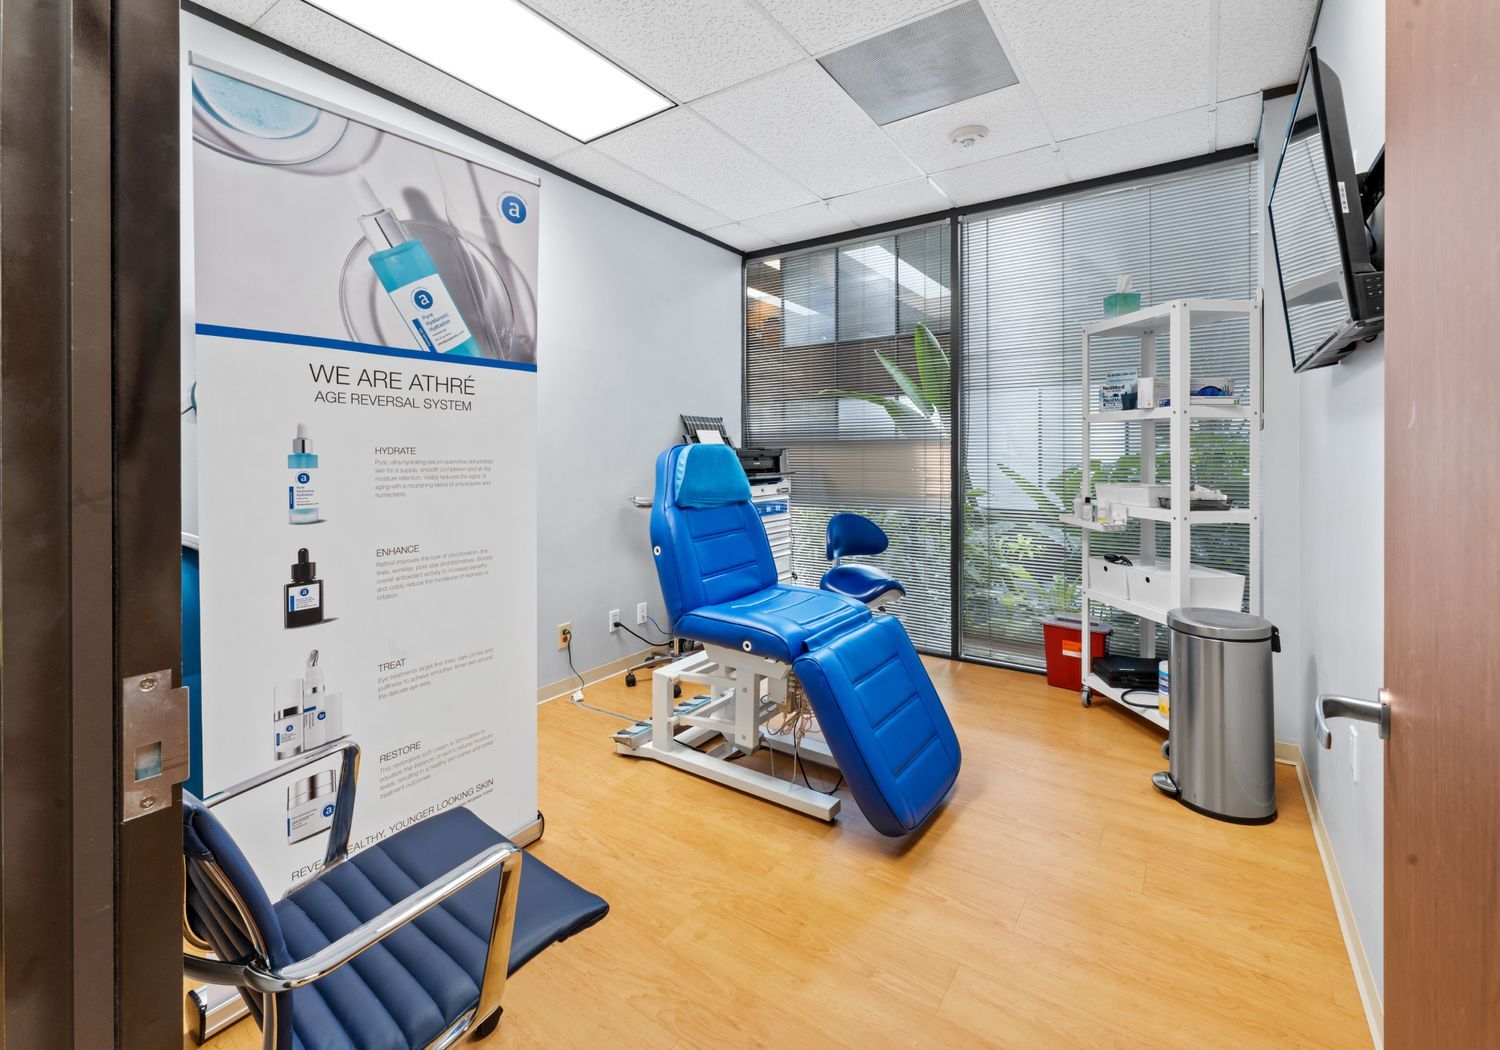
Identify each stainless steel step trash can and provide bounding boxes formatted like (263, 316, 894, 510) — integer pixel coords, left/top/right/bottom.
(1152, 608, 1281, 824)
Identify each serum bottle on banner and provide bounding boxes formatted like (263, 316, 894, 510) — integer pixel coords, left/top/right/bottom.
(301, 649, 343, 747)
(273, 680, 303, 760)
(354, 177, 479, 357)
(285, 547, 325, 628)
(288, 422, 319, 524)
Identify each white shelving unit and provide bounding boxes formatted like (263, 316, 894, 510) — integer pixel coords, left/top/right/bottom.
(1067, 298, 1263, 731)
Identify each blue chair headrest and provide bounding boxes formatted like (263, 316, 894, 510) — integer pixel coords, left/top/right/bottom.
(674, 444, 751, 508)
(827, 513, 890, 560)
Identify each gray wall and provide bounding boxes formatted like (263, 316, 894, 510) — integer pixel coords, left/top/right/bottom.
(1261, 0, 1386, 996)
(535, 180, 742, 691)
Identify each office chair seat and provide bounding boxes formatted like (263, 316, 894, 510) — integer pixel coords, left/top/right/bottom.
(275, 807, 607, 1050)
(819, 563, 906, 606)
(184, 792, 608, 1050)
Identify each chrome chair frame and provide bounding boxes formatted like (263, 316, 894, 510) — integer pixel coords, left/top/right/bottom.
(181, 740, 522, 1050)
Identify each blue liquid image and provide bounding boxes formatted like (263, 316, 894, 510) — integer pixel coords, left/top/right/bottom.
(192, 68, 319, 140)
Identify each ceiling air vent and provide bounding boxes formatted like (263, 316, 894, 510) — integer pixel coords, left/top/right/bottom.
(818, 0, 1018, 126)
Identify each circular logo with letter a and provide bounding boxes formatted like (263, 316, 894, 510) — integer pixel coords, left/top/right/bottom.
(297, 472, 311, 484)
(500, 193, 528, 224)
(413, 288, 435, 310)
(322, 804, 336, 818)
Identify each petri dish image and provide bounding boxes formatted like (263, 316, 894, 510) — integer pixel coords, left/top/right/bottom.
(339, 221, 518, 361)
(192, 67, 350, 166)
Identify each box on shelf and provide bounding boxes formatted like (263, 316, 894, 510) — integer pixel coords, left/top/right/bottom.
(1086, 556, 1131, 599)
(1096, 482, 1171, 508)
(1042, 615, 1112, 692)
(1099, 373, 1135, 412)
(1125, 561, 1244, 612)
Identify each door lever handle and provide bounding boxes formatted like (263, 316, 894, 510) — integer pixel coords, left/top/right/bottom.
(1315, 690, 1390, 749)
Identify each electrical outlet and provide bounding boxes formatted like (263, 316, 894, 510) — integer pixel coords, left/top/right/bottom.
(608, 609, 620, 633)
(556, 623, 571, 650)
(636, 602, 648, 625)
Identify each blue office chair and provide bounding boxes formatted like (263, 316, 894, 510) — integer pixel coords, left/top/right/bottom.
(819, 513, 906, 610)
(182, 742, 608, 1049)
(650, 444, 960, 836)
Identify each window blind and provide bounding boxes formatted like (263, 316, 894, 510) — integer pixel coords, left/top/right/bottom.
(744, 223, 953, 652)
(959, 157, 1259, 668)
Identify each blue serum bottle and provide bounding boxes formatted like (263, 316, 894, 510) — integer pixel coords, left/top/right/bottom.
(285, 548, 325, 628)
(288, 423, 319, 524)
(354, 177, 480, 357)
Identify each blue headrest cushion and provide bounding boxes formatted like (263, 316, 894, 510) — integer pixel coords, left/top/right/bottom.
(674, 444, 751, 507)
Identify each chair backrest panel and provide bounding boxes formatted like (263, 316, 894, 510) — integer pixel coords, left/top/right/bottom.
(651, 445, 777, 626)
(826, 513, 890, 561)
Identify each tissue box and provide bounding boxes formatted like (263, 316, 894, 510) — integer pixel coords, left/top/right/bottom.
(1103, 292, 1141, 317)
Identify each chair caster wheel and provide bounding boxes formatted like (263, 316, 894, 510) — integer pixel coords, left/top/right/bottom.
(625, 672, 637, 687)
(1161, 739, 1170, 759)
(473, 1007, 503, 1038)
(1081, 687, 1092, 708)
(673, 683, 682, 698)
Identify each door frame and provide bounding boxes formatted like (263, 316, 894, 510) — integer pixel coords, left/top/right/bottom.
(0, 0, 183, 1043)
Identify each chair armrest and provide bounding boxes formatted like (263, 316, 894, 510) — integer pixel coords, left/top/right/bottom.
(203, 740, 362, 878)
(183, 839, 521, 997)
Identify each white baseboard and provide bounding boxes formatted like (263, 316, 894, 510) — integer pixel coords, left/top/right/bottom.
(537, 645, 657, 703)
(1275, 740, 1384, 1049)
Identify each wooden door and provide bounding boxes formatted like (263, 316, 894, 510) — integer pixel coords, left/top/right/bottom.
(1385, 1, 1500, 1044)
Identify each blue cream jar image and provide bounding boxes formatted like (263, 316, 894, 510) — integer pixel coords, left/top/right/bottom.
(354, 177, 480, 357)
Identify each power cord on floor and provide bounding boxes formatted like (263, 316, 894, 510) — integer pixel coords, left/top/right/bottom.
(563, 635, 637, 722)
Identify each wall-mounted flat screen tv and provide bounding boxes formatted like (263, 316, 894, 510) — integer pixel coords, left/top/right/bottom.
(1268, 47, 1385, 373)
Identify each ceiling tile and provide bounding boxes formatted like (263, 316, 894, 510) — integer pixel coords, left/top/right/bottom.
(593, 106, 817, 220)
(829, 177, 952, 227)
(929, 145, 1067, 207)
(521, 0, 804, 103)
(1057, 107, 1212, 183)
(882, 84, 1051, 172)
(253, 2, 581, 159)
(1217, 0, 1318, 99)
(190, 0, 281, 21)
(552, 147, 729, 230)
(985, 0, 1211, 140)
(692, 62, 922, 198)
(755, 0, 956, 55)
(1214, 93, 1264, 150)
(741, 201, 857, 245)
(704, 222, 776, 252)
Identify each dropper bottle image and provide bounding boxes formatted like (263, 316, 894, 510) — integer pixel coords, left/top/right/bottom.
(354, 177, 480, 357)
(284, 547, 325, 628)
(288, 422, 320, 524)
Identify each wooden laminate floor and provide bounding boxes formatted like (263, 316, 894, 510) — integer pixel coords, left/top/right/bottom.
(193, 658, 1372, 1049)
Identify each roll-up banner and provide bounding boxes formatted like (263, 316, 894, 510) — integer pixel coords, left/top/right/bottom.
(189, 58, 538, 895)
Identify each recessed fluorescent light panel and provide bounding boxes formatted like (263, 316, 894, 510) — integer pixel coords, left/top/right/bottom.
(308, 0, 673, 141)
(819, 0, 1017, 125)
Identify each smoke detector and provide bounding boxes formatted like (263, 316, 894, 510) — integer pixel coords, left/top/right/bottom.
(950, 124, 988, 149)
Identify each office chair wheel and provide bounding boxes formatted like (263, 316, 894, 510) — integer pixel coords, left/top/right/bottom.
(473, 1006, 503, 1038)
(1161, 739, 1170, 759)
(1080, 687, 1092, 708)
(625, 672, 637, 687)
(673, 683, 682, 698)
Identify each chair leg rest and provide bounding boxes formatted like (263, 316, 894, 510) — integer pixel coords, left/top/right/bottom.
(472, 1006, 503, 1040)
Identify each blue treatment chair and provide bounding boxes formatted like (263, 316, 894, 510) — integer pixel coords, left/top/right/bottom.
(181, 742, 609, 1049)
(819, 513, 906, 610)
(638, 443, 960, 837)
